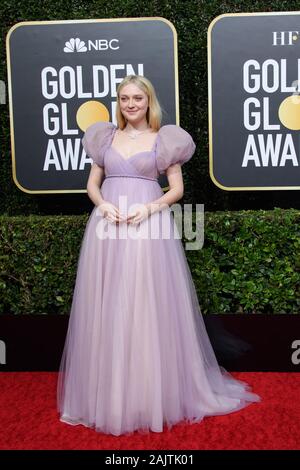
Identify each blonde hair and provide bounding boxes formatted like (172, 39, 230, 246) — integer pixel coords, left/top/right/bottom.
(116, 75, 162, 131)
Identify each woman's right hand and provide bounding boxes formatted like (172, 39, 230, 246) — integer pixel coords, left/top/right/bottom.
(97, 201, 127, 224)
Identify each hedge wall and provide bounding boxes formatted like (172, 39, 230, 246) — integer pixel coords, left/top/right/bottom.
(0, 208, 299, 315)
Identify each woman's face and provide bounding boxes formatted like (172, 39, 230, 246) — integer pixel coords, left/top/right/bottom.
(119, 83, 149, 124)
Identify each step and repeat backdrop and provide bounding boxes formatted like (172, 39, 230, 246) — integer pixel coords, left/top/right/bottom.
(6, 17, 177, 193)
(208, 11, 300, 191)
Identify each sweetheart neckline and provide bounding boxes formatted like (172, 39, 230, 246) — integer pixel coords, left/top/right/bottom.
(108, 127, 159, 162)
(109, 145, 155, 161)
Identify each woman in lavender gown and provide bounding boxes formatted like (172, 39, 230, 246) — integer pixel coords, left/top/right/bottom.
(57, 74, 260, 436)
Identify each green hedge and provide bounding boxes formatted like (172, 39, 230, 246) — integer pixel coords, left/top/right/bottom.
(0, 207, 299, 315)
(188, 208, 300, 314)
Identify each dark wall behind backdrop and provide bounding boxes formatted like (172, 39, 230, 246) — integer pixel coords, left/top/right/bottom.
(1, 0, 300, 216)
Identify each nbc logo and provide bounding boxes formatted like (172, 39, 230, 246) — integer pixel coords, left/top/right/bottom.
(64, 38, 87, 53)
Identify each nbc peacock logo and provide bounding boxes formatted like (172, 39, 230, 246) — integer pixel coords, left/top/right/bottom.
(64, 38, 87, 53)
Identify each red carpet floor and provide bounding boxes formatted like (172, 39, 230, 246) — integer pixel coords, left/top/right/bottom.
(0, 372, 299, 450)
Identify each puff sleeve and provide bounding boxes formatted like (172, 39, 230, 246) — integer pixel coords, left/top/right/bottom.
(81, 121, 116, 168)
(156, 125, 196, 175)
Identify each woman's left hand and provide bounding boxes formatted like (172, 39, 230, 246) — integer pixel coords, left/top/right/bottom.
(127, 204, 150, 225)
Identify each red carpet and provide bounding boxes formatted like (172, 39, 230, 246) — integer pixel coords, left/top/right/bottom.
(0, 372, 299, 450)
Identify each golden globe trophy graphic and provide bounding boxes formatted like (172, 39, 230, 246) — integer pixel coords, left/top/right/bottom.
(77, 100, 110, 132)
(279, 87, 300, 131)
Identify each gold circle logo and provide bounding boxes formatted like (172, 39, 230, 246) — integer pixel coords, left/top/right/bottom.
(76, 101, 110, 131)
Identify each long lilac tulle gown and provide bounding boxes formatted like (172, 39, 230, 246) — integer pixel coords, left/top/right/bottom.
(57, 121, 261, 436)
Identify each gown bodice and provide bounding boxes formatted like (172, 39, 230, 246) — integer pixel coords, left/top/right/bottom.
(81, 121, 197, 181)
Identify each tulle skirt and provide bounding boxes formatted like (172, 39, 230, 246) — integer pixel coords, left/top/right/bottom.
(57, 177, 261, 436)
